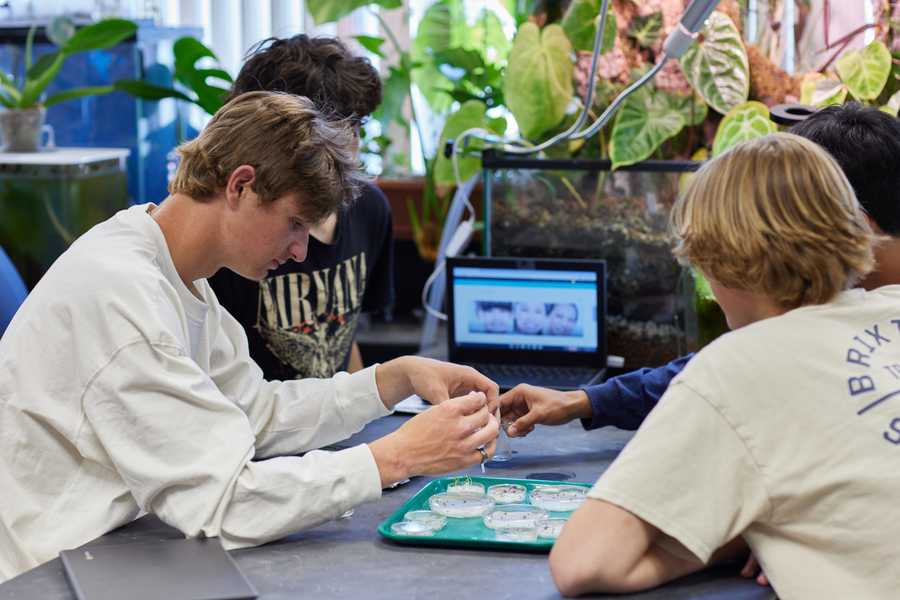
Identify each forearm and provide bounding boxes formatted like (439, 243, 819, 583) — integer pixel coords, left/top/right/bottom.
(373, 356, 415, 409)
(348, 341, 364, 373)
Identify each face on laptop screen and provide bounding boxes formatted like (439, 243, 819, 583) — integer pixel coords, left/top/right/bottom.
(452, 266, 599, 352)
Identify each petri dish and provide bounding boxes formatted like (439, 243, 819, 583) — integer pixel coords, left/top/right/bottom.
(403, 510, 447, 531)
(446, 481, 485, 496)
(529, 485, 588, 512)
(483, 504, 547, 529)
(536, 517, 568, 539)
(487, 483, 527, 504)
(391, 520, 438, 536)
(428, 492, 495, 518)
(494, 523, 538, 542)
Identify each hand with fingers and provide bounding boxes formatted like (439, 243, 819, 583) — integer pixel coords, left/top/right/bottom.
(378, 356, 500, 412)
(368, 391, 500, 487)
(740, 553, 770, 587)
(499, 384, 593, 437)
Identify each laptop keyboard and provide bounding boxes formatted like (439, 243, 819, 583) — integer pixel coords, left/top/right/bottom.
(468, 363, 601, 391)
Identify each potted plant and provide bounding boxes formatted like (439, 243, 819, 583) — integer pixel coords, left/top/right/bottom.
(0, 17, 137, 152)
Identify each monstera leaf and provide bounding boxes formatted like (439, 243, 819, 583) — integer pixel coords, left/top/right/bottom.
(800, 73, 848, 108)
(504, 23, 573, 140)
(307, 0, 401, 25)
(433, 100, 506, 185)
(609, 84, 686, 169)
(561, 0, 616, 53)
(712, 101, 777, 157)
(679, 11, 749, 115)
(835, 40, 892, 101)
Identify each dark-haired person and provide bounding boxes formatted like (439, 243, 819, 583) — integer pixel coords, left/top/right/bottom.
(500, 103, 900, 438)
(0, 92, 500, 582)
(209, 35, 393, 380)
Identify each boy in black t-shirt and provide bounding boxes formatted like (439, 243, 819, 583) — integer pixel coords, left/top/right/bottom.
(209, 35, 394, 379)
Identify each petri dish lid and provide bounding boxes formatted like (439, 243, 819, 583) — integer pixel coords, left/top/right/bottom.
(483, 504, 548, 529)
(494, 523, 538, 542)
(391, 520, 438, 536)
(529, 485, 588, 512)
(487, 483, 527, 504)
(403, 510, 447, 531)
(446, 481, 485, 495)
(428, 492, 496, 518)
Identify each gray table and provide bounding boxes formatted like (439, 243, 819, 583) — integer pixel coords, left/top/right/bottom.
(0, 416, 776, 600)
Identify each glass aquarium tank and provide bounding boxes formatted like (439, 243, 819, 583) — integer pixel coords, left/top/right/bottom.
(482, 152, 705, 368)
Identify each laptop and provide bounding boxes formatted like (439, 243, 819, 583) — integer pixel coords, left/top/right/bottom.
(60, 537, 257, 600)
(448, 256, 607, 391)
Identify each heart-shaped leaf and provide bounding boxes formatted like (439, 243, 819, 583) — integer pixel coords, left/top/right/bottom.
(679, 11, 749, 115)
(799, 73, 848, 107)
(561, 0, 616, 53)
(835, 39, 891, 100)
(712, 100, 776, 157)
(609, 84, 686, 169)
(504, 22, 573, 140)
(433, 99, 506, 185)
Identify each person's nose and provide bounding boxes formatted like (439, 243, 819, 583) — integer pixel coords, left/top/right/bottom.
(288, 230, 309, 262)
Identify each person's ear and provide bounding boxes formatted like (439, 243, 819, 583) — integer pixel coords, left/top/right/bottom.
(225, 165, 256, 208)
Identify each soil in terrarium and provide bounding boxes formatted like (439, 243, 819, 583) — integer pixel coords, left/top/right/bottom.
(491, 168, 688, 367)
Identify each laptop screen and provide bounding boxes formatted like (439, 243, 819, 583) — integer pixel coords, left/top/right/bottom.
(447, 258, 604, 360)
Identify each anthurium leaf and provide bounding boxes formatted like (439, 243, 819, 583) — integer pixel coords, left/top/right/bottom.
(679, 11, 749, 115)
(433, 99, 505, 185)
(307, 0, 402, 25)
(46, 16, 76, 47)
(835, 39, 891, 100)
(61, 18, 136, 54)
(354, 35, 385, 57)
(799, 73, 848, 107)
(561, 0, 616, 53)
(609, 83, 686, 169)
(629, 12, 663, 48)
(712, 100, 776, 157)
(504, 22, 574, 140)
(114, 79, 194, 103)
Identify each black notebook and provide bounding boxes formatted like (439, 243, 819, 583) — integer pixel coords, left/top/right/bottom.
(60, 537, 257, 600)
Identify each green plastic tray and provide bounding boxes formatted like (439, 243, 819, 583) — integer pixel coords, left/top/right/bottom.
(377, 475, 592, 551)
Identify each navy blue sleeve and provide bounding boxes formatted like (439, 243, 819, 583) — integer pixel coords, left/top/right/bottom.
(581, 354, 694, 431)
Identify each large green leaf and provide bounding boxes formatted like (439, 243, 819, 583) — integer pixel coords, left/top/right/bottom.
(679, 11, 748, 115)
(114, 80, 194, 103)
(561, 0, 616, 53)
(835, 40, 891, 101)
(609, 84, 686, 169)
(800, 74, 848, 107)
(61, 19, 136, 54)
(354, 35, 386, 58)
(171, 37, 232, 115)
(43, 85, 114, 108)
(307, 0, 402, 25)
(19, 52, 64, 107)
(712, 100, 776, 157)
(374, 63, 411, 131)
(433, 99, 505, 185)
(504, 23, 573, 140)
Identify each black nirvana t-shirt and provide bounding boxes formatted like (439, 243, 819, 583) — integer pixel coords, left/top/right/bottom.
(209, 182, 394, 380)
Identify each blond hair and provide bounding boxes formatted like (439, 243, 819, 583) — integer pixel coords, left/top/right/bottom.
(671, 132, 876, 309)
(169, 91, 361, 222)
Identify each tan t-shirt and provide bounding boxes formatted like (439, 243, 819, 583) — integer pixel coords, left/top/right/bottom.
(590, 286, 900, 599)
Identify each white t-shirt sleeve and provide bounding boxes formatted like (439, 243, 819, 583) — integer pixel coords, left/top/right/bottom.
(588, 379, 772, 563)
(81, 340, 383, 549)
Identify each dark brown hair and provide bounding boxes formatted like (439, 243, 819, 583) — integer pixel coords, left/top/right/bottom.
(228, 34, 382, 123)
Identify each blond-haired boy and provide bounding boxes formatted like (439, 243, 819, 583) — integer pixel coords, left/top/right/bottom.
(550, 132, 900, 598)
